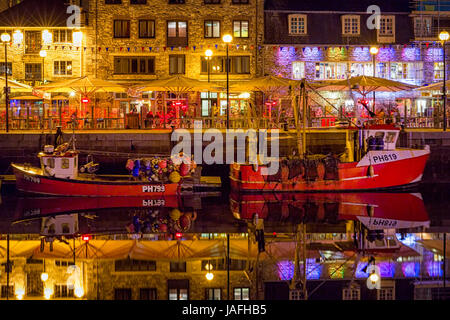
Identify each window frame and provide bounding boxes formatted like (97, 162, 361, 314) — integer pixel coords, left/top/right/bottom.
(113, 20, 131, 39)
(414, 16, 433, 38)
(233, 20, 249, 38)
(139, 20, 156, 39)
(288, 14, 307, 35)
(25, 63, 42, 81)
(204, 20, 221, 38)
(105, 0, 121, 3)
(0, 62, 12, 76)
(54, 61, 73, 76)
(113, 56, 156, 75)
(341, 15, 360, 36)
(204, 0, 220, 3)
(53, 29, 73, 44)
(206, 288, 222, 300)
(170, 261, 187, 272)
(130, 0, 146, 4)
(168, 0, 185, 3)
(233, 287, 250, 300)
(292, 61, 305, 79)
(169, 54, 186, 75)
(342, 288, 361, 300)
(139, 288, 157, 300)
(377, 286, 395, 300)
(232, 0, 249, 4)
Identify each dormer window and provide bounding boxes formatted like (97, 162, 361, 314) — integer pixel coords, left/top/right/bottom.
(342, 15, 360, 36)
(288, 14, 307, 35)
(378, 15, 395, 43)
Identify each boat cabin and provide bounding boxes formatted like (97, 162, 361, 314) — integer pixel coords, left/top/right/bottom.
(363, 125, 400, 151)
(38, 145, 79, 179)
(41, 214, 79, 237)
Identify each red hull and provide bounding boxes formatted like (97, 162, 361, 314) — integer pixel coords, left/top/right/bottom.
(13, 164, 181, 197)
(230, 149, 429, 192)
(230, 192, 430, 230)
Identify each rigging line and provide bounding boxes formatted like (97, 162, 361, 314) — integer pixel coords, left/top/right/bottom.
(308, 251, 357, 299)
(305, 82, 361, 128)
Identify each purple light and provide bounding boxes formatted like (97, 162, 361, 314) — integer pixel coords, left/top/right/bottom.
(426, 261, 443, 277)
(377, 48, 396, 62)
(302, 47, 323, 61)
(306, 258, 322, 280)
(378, 262, 395, 278)
(355, 262, 369, 278)
(402, 262, 420, 277)
(277, 260, 294, 280)
(424, 48, 444, 62)
(401, 48, 420, 62)
(351, 47, 371, 62)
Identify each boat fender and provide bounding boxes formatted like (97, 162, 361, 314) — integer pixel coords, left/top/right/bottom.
(45, 166, 55, 177)
(367, 165, 374, 177)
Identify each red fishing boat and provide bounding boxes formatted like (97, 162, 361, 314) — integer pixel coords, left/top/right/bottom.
(230, 125, 430, 192)
(12, 142, 205, 197)
(230, 192, 430, 230)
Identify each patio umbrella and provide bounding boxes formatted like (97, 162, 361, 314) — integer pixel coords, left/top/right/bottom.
(0, 77, 33, 92)
(315, 76, 417, 95)
(415, 81, 450, 92)
(132, 75, 221, 94)
(35, 76, 127, 95)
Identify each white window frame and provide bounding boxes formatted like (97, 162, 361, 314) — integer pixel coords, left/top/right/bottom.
(315, 62, 348, 80)
(53, 61, 72, 76)
(342, 288, 361, 300)
(289, 289, 303, 300)
(434, 62, 444, 81)
(342, 15, 360, 36)
(377, 286, 395, 300)
(377, 15, 395, 43)
(288, 14, 307, 35)
(292, 61, 305, 79)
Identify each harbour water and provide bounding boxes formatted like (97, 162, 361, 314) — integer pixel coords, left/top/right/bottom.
(0, 182, 449, 300)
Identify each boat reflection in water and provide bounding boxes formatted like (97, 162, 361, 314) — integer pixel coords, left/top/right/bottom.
(230, 192, 430, 256)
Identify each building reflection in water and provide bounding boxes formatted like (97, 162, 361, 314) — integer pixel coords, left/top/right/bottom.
(0, 192, 448, 300)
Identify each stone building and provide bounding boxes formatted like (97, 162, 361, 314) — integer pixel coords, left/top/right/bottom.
(261, 0, 450, 125)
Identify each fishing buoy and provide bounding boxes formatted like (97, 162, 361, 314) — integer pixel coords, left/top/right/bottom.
(179, 162, 190, 176)
(170, 209, 181, 220)
(169, 171, 181, 183)
(158, 160, 167, 169)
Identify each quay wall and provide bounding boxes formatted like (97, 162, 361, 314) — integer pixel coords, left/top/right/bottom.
(0, 130, 449, 183)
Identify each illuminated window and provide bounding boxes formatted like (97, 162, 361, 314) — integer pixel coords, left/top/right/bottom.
(53, 29, 72, 43)
(342, 288, 360, 300)
(204, 20, 220, 38)
(234, 287, 249, 300)
(390, 62, 423, 82)
(113, 20, 130, 38)
(61, 158, 69, 169)
(315, 62, 347, 80)
(206, 288, 221, 300)
(167, 21, 187, 46)
(168, 280, 189, 300)
(351, 63, 374, 77)
(292, 61, 305, 79)
(201, 56, 249, 74)
(54, 61, 72, 76)
(342, 15, 360, 36)
(233, 20, 249, 38)
(434, 62, 444, 81)
(288, 14, 307, 35)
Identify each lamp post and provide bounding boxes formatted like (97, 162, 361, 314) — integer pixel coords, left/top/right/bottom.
(39, 49, 47, 83)
(370, 46, 379, 115)
(205, 49, 213, 122)
(1, 32, 10, 132)
(222, 34, 233, 129)
(439, 31, 449, 131)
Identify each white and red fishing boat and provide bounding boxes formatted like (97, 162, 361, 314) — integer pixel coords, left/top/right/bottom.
(230, 125, 430, 192)
(12, 142, 203, 197)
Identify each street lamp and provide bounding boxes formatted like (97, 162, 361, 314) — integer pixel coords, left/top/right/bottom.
(439, 30, 450, 131)
(39, 49, 47, 83)
(222, 34, 233, 129)
(205, 49, 213, 119)
(1, 32, 10, 132)
(370, 46, 379, 115)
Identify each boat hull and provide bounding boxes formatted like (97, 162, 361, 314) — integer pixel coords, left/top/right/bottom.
(230, 149, 430, 192)
(12, 164, 181, 197)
